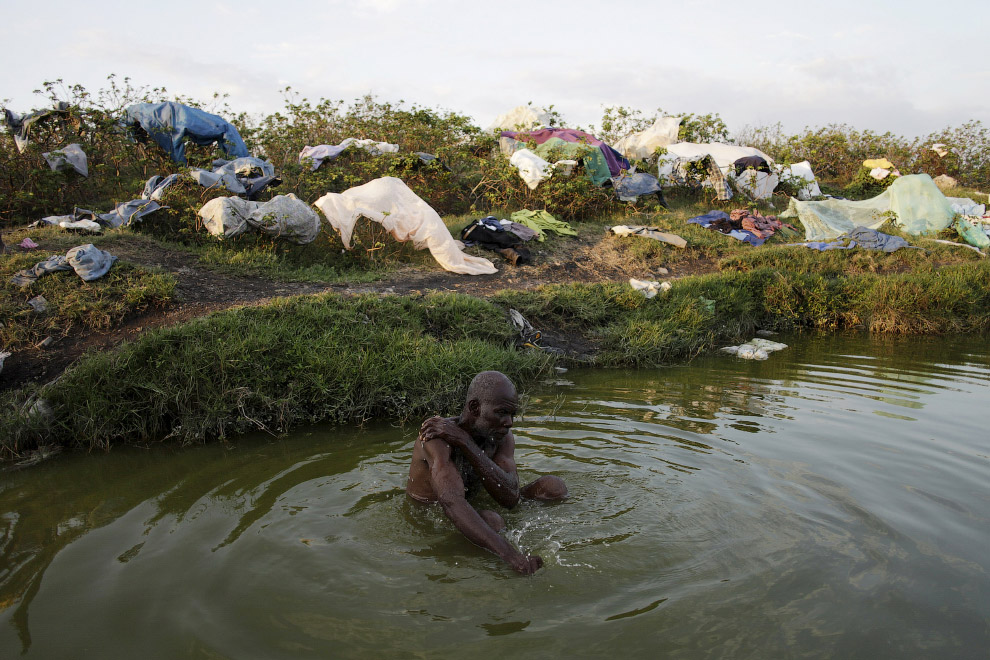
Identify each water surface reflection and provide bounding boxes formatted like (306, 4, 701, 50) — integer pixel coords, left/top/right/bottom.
(1, 334, 988, 657)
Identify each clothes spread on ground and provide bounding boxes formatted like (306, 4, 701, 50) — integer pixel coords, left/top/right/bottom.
(35, 214, 102, 233)
(98, 200, 163, 229)
(786, 226, 916, 253)
(198, 194, 321, 244)
(42, 143, 88, 177)
(299, 138, 400, 170)
(9, 244, 118, 286)
(313, 177, 496, 275)
(508, 210, 576, 242)
(610, 225, 686, 248)
(142, 157, 281, 201)
(123, 102, 249, 165)
(32, 201, 162, 231)
(505, 221, 538, 242)
(729, 209, 796, 240)
(460, 217, 532, 266)
(687, 210, 794, 246)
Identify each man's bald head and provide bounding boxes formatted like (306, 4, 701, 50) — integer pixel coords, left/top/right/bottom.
(460, 371, 518, 442)
(465, 371, 516, 405)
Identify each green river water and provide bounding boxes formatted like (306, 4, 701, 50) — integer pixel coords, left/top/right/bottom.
(1, 334, 988, 658)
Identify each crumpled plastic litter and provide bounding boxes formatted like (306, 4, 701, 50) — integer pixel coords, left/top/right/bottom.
(629, 278, 671, 298)
(721, 337, 789, 360)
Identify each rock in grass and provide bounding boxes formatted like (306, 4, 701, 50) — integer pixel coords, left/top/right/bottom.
(28, 295, 48, 313)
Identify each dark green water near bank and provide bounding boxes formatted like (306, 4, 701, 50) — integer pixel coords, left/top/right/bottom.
(1, 334, 988, 658)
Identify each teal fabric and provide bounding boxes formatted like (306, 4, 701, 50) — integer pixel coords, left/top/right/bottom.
(780, 174, 956, 241)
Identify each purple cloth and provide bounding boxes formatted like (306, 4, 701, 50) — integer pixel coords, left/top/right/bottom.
(687, 211, 765, 246)
(501, 128, 630, 176)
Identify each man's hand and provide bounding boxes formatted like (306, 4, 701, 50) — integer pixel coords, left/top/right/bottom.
(420, 416, 468, 449)
(509, 554, 544, 575)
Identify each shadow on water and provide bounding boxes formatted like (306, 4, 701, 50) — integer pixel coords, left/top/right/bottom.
(1, 333, 988, 657)
(0, 430, 400, 653)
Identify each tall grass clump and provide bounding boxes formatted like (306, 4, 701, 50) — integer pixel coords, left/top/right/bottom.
(0, 292, 554, 457)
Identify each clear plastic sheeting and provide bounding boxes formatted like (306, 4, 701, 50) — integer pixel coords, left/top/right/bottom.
(661, 142, 774, 172)
(509, 149, 552, 189)
(777, 160, 822, 200)
(314, 177, 497, 275)
(613, 116, 682, 160)
(486, 106, 552, 132)
(299, 139, 400, 170)
(779, 174, 957, 241)
(198, 194, 321, 244)
(42, 143, 88, 177)
(659, 142, 776, 199)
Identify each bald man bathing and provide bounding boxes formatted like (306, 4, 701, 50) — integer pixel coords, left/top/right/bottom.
(406, 371, 568, 574)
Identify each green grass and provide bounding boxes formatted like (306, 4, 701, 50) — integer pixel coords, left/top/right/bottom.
(4, 261, 989, 458)
(0, 292, 553, 457)
(0, 250, 175, 351)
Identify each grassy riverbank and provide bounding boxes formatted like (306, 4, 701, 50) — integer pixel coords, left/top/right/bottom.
(3, 260, 988, 459)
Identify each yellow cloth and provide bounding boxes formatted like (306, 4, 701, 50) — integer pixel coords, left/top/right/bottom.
(863, 158, 894, 169)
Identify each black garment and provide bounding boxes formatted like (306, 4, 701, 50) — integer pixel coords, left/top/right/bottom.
(733, 156, 771, 176)
(460, 221, 531, 266)
(461, 222, 520, 249)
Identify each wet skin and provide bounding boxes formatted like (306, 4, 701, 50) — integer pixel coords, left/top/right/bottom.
(406, 374, 567, 574)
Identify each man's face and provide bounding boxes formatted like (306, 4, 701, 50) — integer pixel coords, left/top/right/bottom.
(471, 386, 518, 442)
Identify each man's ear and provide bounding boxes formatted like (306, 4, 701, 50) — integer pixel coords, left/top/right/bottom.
(468, 398, 480, 415)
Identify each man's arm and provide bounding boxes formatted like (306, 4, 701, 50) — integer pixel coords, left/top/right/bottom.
(422, 437, 541, 574)
(420, 417, 521, 508)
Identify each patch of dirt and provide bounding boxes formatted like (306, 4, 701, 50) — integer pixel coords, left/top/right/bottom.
(0, 231, 699, 393)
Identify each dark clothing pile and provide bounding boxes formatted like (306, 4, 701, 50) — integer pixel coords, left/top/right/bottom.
(688, 209, 796, 246)
(460, 216, 533, 266)
(733, 156, 771, 176)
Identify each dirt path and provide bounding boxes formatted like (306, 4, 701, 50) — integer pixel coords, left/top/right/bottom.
(2, 230, 708, 392)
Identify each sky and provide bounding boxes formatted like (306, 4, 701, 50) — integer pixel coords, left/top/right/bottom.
(3, 0, 988, 140)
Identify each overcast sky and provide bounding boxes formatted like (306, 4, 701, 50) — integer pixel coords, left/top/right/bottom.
(3, 0, 987, 140)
